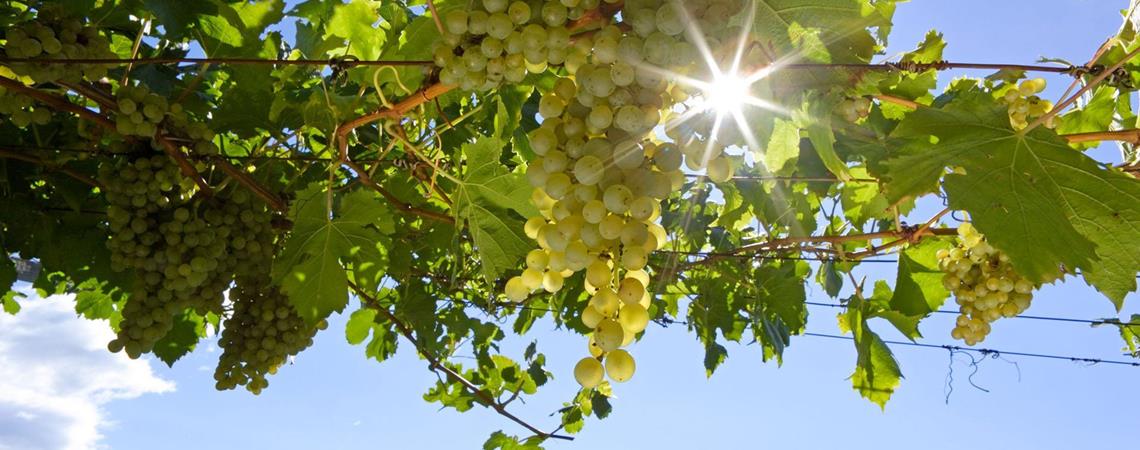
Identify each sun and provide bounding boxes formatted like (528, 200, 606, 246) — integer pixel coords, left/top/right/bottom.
(702, 71, 753, 116)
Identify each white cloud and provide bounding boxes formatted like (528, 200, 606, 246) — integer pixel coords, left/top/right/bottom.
(0, 291, 174, 450)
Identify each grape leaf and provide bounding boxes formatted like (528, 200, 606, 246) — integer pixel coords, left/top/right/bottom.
(839, 298, 903, 408)
(886, 88, 1140, 305)
(1056, 86, 1117, 150)
(840, 167, 888, 227)
(2, 291, 21, 315)
(890, 239, 953, 315)
(276, 186, 393, 323)
(753, 0, 890, 64)
(763, 118, 800, 175)
(483, 431, 542, 450)
(345, 307, 377, 345)
(453, 137, 537, 281)
(802, 111, 853, 181)
(152, 310, 206, 367)
(326, 0, 386, 60)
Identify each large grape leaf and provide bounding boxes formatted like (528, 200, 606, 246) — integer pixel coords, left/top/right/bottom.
(839, 297, 903, 408)
(275, 186, 393, 323)
(890, 239, 953, 315)
(762, 118, 800, 175)
(886, 89, 1140, 305)
(753, 0, 893, 64)
(840, 167, 888, 227)
(453, 137, 536, 281)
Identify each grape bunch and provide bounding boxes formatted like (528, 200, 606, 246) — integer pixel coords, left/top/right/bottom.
(2, 7, 115, 83)
(112, 83, 220, 155)
(1000, 78, 1054, 130)
(0, 86, 53, 128)
(937, 223, 1038, 346)
(214, 273, 324, 394)
(114, 85, 171, 138)
(433, 0, 610, 90)
(101, 155, 272, 359)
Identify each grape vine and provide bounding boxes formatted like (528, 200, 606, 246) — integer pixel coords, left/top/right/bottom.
(1, 0, 1139, 446)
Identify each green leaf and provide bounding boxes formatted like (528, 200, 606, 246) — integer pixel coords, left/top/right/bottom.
(887, 88, 1140, 304)
(819, 259, 843, 298)
(2, 291, 22, 315)
(841, 299, 903, 408)
(763, 118, 800, 175)
(840, 167, 888, 227)
(152, 310, 206, 367)
(326, 0, 386, 60)
(275, 186, 392, 323)
(800, 104, 852, 181)
(453, 137, 537, 281)
(866, 281, 923, 341)
(1113, 314, 1140, 356)
(197, 15, 244, 47)
(851, 327, 902, 408)
(703, 342, 728, 376)
(902, 30, 946, 64)
(890, 239, 953, 315)
(753, 0, 889, 64)
(455, 137, 538, 217)
(1056, 86, 1116, 150)
(345, 308, 377, 345)
(483, 431, 542, 450)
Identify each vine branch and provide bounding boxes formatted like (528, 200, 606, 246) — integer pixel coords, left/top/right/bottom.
(0, 147, 104, 189)
(348, 281, 571, 441)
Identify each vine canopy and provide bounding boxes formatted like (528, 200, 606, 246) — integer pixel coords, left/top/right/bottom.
(1, 0, 1139, 446)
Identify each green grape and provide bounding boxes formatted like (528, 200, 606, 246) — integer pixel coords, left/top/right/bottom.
(586, 259, 612, 286)
(603, 184, 633, 213)
(505, 276, 530, 301)
(604, 349, 636, 382)
(617, 277, 646, 305)
(542, 270, 565, 292)
(706, 156, 733, 183)
(575, 356, 605, 388)
(582, 305, 604, 328)
(938, 222, 1040, 345)
(589, 288, 621, 316)
(214, 273, 321, 394)
(618, 303, 649, 333)
(594, 319, 625, 351)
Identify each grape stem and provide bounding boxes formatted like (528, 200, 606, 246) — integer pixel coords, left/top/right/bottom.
(60, 80, 290, 210)
(876, 93, 1140, 146)
(1026, 45, 1140, 132)
(0, 146, 104, 189)
(348, 281, 573, 441)
(426, 0, 444, 35)
(0, 75, 220, 194)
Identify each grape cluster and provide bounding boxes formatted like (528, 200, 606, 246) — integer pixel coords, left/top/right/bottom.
(112, 84, 219, 155)
(0, 86, 53, 128)
(2, 8, 114, 83)
(101, 155, 272, 358)
(214, 273, 324, 394)
(114, 85, 170, 138)
(498, 0, 748, 388)
(434, 0, 610, 90)
(1001, 78, 1054, 130)
(937, 223, 1037, 346)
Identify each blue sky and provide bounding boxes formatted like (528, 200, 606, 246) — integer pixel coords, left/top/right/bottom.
(3, 1, 1139, 449)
